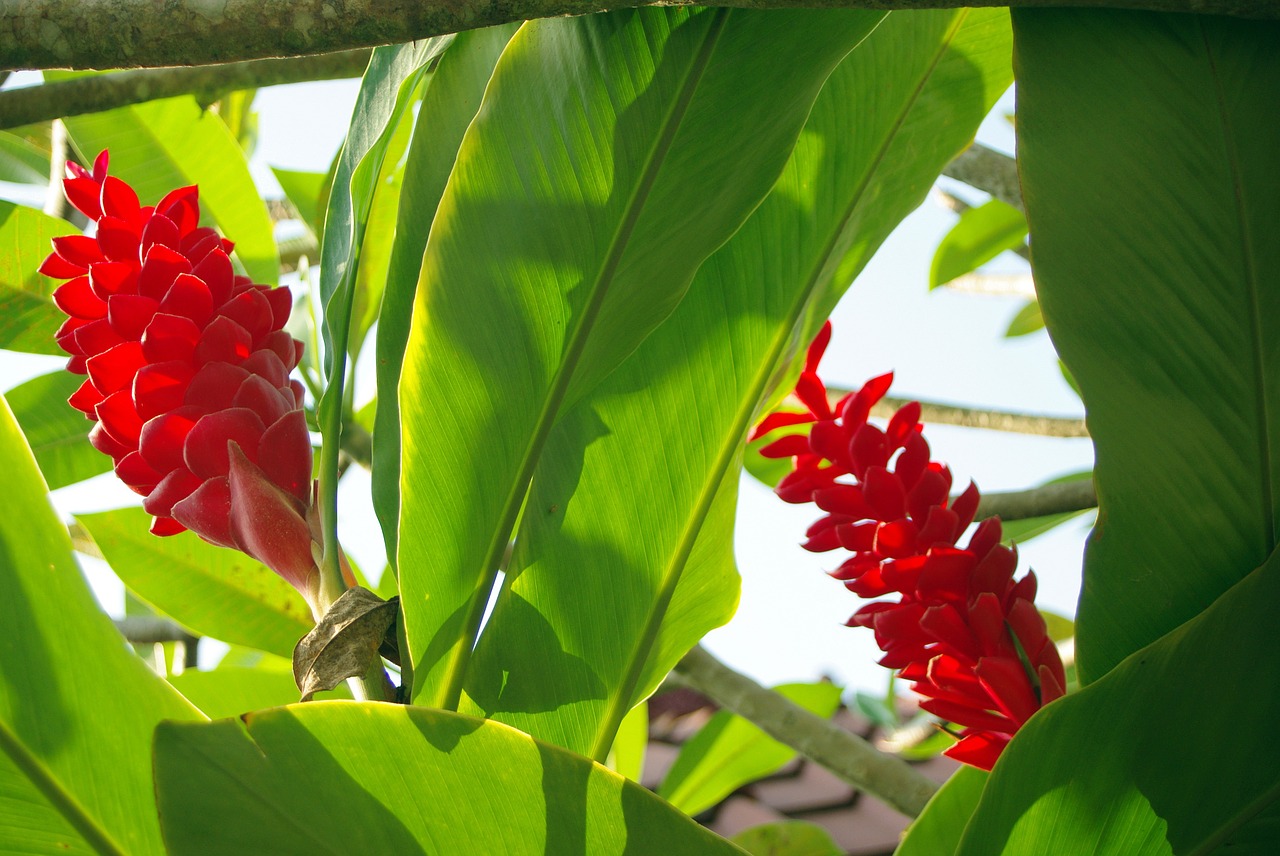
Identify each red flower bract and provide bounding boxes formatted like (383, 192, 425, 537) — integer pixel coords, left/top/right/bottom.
(42, 151, 320, 604)
(753, 322, 1067, 771)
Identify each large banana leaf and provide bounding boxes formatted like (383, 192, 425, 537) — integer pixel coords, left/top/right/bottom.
(371, 24, 519, 566)
(0, 395, 201, 856)
(0, 200, 78, 356)
(956, 548, 1280, 854)
(461, 8, 1014, 758)
(398, 7, 888, 709)
(8, 370, 109, 490)
(153, 702, 742, 855)
(1014, 10, 1280, 682)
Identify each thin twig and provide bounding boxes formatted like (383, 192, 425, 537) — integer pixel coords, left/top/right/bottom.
(0, 50, 372, 129)
(941, 142, 1023, 212)
(1, 0, 1275, 71)
(672, 644, 939, 817)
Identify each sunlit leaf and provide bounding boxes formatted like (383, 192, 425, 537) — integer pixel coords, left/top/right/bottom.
(0, 200, 77, 355)
(930, 198, 1027, 289)
(6, 370, 108, 489)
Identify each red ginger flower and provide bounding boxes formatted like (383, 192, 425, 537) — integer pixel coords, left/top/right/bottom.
(41, 151, 322, 607)
(752, 322, 1066, 771)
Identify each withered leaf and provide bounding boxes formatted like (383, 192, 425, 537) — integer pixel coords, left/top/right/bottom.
(293, 587, 398, 701)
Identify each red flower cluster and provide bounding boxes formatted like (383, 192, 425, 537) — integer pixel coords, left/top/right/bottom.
(41, 151, 321, 606)
(752, 323, 1066, 770)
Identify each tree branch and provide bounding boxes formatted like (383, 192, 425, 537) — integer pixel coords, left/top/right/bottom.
(672, 644, 939, 817)
(941, 142, 1023, 212)
(841, 390, 1089, 438)
(2, 0, 1275, 72)
(974, 478, 1097, 521)
(0, 49, 372, 130)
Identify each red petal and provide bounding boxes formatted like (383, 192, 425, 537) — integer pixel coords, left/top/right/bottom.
(749, 410, 812, 441)
(38, 252, 86, 279)
(184, 407, 265, 479)
(171, 476, 236, 548)
(68, 378, 104, 416)
(257, 410, 313, 505)
(194, 315, 252, 365)
(949, 482, 981, 533)
(261, 330, 298, 368)
(841, 371, 894, 426)
(51, 235, 104, 269)
(217, 288, 272, 342)
(63, 176, 103, 219)
(73, 318, 125, 358)
(88, 261, 137, 300)
(160, 272, 215, 326)
(240, 349, 288, 388)
(185, 362, 250, 413)
(53, 276, 107, 320)
(115, 451, 163, 494)
(794, 371, 832, 420)
(138, 244, 193, 300)
(918, 698, 1018, 735)
(88, 420, 132, 459)
(91, 150, 109, 181)
(134, 361, 196, 420)
(143, 467, 201, 518)
(191, 249, 233, 306)
(920, 603, 981, 662)
(260, 286, 293, 331)
(863, 466, 906, 520)
(226, 444, 316, 594)
(97, 216, 141, 262)
(759, 434, 810, 459)
(100, 176, 141, 221)
(107, 294, 160, 340)
(943, 732, 1008, 772)
(975, 657, 1041, 725)
(86, 340, 145, 394)
(232, 374, 290, 427)
(141, 313, 201, 363)
(140, 212, 180, 254)
(804, 321, 832, 373)
(886, 401, 922, 447)
(95, 388, 144, 445)
(156, 185, 200, 234)
(139, 407, 201, 472)
(149, 516, 186, 537)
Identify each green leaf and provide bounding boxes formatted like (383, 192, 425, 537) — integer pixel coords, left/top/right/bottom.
(346, 89, 416, 364)
(169, 665, 350, 719)
(1013, 11, 1280, 681)
(403, 6, 891, 715)
(0, 200, 77, 356)
(0, 394, 200, 856)
(896, 766, 988, 856)
(659, 683, 842, 817)
(371, 23, 518, 568)
(56, 90, 279, 285)
(7, 370, 109, 489)
(743, 412, 810, 489)
(460, 9, 1014, 759)
(957, 548, 1280, 855)
(270, 167, 327, 238)
(0, 130, 51, 184)
(314, 37, 452, 603)
(608, 699, 648, 782)
(1003, 298, 1043, 337)
(929, 198, 1028, 289)
(76, 506, 312, 659)
(154, 703, 743, 855)
(732, 821, 842, 856)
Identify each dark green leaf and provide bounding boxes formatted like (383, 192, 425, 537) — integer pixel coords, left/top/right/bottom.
(930, 198, 1027, 289)
(76, 506, 312, 659)
(1014, 11, 1280, 681)
(154, 703, 742, 855)
(403, 6, 890, 715)
(957, 549, 1280, 854)
(460, 9, 1014, 759)
(6, 370, 109, 489)
(0, 394, 200, 856)
(659, 683, 842, 817)
(169, 665, 350, 719)
(0, 200, 77, 355)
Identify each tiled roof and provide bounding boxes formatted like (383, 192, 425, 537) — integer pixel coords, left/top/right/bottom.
(644, 687, 958, 855)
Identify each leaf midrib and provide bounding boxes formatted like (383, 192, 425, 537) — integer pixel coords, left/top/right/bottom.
(0, 719, 128, 856)
(588, 10, 969, 761)
(429, 8, 734, 711)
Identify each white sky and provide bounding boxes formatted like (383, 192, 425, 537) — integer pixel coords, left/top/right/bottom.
(1, 73, 1092, 696)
